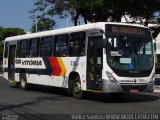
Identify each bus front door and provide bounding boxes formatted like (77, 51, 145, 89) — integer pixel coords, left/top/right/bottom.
(87, 36, 103, 91)
(8, 45, 16, 81)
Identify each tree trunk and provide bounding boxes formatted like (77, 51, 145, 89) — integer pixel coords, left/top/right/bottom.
(144, 19, 148, 26)
(116, 14, 122, 22)
(83, 14, 87, 24)
(74, 12, 80, 26)
(111, 14, 122, 22)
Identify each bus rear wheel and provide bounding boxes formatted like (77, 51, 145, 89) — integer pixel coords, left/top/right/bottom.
(15, 82, 20, 87)
(20, 73, 28, 90)
(72, 76, 84, 99)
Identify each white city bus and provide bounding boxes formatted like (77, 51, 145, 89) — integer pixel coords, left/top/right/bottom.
(3, 22, 155, 98)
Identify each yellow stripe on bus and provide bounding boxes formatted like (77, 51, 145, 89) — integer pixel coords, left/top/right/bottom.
(57, 58, 67, 76)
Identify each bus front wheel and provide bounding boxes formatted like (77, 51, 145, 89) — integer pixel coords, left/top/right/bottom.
(20, 73, 28, 90)
(72, 76, 84, 99)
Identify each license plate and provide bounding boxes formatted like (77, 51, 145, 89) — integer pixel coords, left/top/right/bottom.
(130, 89, 139, 93)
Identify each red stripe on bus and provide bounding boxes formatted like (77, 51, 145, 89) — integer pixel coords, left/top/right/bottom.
(49, 57, 62, 76)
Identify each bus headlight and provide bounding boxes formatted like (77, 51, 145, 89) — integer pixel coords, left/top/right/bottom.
(106, 72, 118, 83)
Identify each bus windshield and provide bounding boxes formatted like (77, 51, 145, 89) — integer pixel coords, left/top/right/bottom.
(105, 24, 154, 77)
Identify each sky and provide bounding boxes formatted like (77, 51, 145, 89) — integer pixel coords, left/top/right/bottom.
(0, 0, 73, 32)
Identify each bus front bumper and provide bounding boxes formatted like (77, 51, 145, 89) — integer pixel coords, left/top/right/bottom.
(102, 80, 154, 93)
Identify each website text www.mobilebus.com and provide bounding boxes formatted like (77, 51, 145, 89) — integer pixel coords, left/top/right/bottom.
(71, 113, 159, 120)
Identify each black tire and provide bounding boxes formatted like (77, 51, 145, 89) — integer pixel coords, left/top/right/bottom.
(111, 93, 124, 98)
(72, 76, 84, 99)
(20, 73, 28, 90)
(15, 82, 20, 87)
(67, 80, 73, 96)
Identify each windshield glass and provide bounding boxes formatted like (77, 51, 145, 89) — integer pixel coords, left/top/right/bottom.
(106, 36, 154, 71)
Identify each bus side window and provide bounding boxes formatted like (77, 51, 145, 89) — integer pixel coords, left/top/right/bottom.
(29, 38, 39, 57)
(4, 42, 8, 58)
(54, 34, 68, 57)
(19, 40, 28, 58)
(40, 36, 53, 57)
(69, 32, 86, 56)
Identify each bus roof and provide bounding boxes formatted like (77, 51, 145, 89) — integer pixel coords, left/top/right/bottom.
(5, 22, 148, 42)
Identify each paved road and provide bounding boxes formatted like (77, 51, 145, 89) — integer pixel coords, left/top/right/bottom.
(0, 76, 160, 120)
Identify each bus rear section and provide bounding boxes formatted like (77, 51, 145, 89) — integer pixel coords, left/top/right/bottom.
(100, 24, 155, 93)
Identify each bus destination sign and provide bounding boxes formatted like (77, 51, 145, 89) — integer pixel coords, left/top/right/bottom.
(106, 25, 148, 35)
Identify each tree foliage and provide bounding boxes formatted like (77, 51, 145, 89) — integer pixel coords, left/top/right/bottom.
(0, 28, 25, 41)
(31, 17, 55, 33)
(0, 28, 25, 57)
(31, 0, 160, 38)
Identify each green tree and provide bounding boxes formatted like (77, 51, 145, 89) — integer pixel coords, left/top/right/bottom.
(31, 17, 55, 33)
(30, 0, 68, 26)
(0, 27, 25, 57)
(0, 28, 25, 41)
(127, 0, 160, 38)
(31, 0, 160, 38)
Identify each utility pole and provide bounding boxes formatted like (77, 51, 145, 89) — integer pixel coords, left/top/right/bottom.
(35, 0, 38, 32)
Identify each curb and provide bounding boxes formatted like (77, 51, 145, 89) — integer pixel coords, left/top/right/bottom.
(8, 80, 15, 83)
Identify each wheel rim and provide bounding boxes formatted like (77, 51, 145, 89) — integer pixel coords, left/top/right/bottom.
(73, 82, 81, 94)
(21, 78, 26, 88)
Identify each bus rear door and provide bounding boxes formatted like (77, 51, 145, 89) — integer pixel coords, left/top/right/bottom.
(8, 45, 16, 81)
